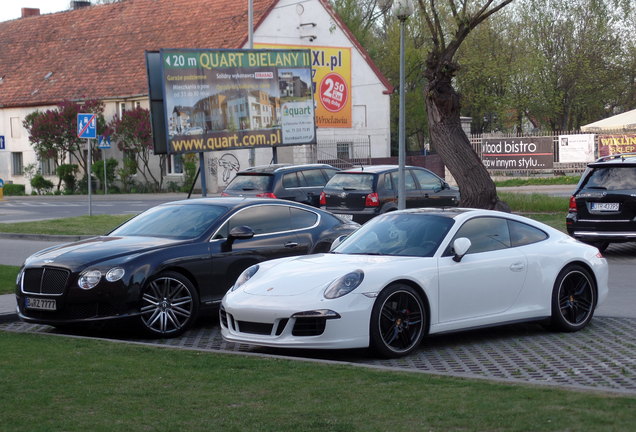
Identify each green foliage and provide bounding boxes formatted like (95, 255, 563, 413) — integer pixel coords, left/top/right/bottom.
(117, 157, 138, 193)
(91, 158, 119, 191)
(181, 153, 199, 192)
(56, 164, 79, 193)
(30, 174, 54, 195)
(1, 183, 25, 196)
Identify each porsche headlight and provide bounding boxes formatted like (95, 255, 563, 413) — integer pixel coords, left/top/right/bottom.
(324, 270, 364, 299)
(232, 264, 259, 291)
(78, 270, 102, 290)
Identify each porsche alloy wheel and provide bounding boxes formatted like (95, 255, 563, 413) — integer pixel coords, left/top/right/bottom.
(140, 271, 199, 337)
(370, 284, 426, 358)
(551, 265, 596, 332)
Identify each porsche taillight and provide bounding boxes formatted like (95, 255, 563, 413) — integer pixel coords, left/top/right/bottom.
(365, 192, 380, 207)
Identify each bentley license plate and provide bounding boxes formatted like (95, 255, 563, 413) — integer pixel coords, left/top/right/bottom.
(591, 202, 619, 211)
(25, 297, 56, 311)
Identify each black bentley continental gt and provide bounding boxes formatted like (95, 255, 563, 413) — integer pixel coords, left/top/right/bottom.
(16, 198, 359, 337)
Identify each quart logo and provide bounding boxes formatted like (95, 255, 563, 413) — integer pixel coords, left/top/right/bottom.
(255, 71, 274, 79)
(283, 106, 312, 117)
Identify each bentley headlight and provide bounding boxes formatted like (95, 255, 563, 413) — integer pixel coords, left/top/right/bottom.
(324, 270, 364, 299)
(105, 267, 125, 282)
(232, 264, 259, 291)
(78, 270, 102, 290)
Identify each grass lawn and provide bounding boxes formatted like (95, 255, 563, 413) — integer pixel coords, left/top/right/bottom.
(0, 214, 133, 236)
(0, 332, 634, 431)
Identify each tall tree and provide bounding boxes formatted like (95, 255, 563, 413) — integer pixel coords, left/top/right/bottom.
(417, 0, 513, 209)
(107, 106, 165, 192)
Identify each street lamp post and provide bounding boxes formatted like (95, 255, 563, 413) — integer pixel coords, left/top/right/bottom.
(392, 0, 413, 210)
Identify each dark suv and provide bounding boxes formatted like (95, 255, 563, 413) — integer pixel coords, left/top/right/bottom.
(319, 165, 460, 223)
(222, 164, 338, 207)
(566, 153, 636, 251)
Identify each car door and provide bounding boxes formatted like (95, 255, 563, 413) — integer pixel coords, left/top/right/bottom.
(389, 170, 421, 208)
(437, 216, 528, 323)
(205, 204, 303, 302)
(411, 168, 453, 207)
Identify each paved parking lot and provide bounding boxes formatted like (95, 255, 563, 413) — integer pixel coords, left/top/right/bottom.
(3, 314, 635, 395)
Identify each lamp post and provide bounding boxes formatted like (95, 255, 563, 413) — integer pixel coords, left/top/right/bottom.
(392, 0, 413, 210)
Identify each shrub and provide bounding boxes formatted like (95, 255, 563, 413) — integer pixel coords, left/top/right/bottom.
(2, 183, 26, 196)
(92, 158, 119, 191)
(56, 164, 79, 193)
(30, 174, 54, 195)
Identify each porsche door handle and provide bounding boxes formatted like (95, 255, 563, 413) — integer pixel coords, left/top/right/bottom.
(509, 262, 525, 272)
(284, 242, 299, 248)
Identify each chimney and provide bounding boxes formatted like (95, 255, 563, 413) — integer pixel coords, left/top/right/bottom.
(21, 8, 41, 18)
(72, 1, 92, 9)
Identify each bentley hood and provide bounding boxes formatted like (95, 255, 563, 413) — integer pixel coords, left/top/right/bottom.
(23, 236, 183, 268)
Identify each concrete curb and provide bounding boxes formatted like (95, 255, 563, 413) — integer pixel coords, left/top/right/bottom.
(0, 232, 93, 242)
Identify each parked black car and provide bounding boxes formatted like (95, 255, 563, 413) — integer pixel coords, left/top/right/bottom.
(222, 164, 339, 207)
(16, 198, 359, 337)
(320, 165, 460, 223)
(567, 153, 636, 251)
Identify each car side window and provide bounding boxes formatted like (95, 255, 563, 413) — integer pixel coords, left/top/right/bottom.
(226, 205, 292, 235)
(282, 172, 302, 188)
(290, 207, 319, 229)
(301, 169, 327, 187)
(508, 220, 548, 247)
(389, 171, 416, 191)
(452, 217, 511, 254)
(412, 169, 441, 190)
(383, 173, 394, 191)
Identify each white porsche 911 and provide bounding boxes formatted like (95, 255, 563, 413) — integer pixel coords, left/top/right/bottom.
(220, 208, 608, 358)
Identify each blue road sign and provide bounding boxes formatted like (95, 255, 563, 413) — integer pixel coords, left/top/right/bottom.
(98, 135, 111, 149)
(77, 113, 97, 139)
(0, 135, 5, 150)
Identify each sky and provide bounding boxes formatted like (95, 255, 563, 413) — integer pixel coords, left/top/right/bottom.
(0, 0, 72, 22)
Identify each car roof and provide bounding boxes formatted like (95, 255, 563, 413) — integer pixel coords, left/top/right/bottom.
(158, 196, 319, 210)
(588, 153, 636, 167)
(336, 165, 421, 174)
(236, 164, 336, 174)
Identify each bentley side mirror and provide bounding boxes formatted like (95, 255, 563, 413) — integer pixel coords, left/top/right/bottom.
(452, 237, 471, 262)
(223, 225, 255, 252)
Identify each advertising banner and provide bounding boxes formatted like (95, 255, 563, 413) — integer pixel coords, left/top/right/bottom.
(558, 134, 595, 162)
(598, 134, 636, 156)
(160, 48, 315, 154)
(256, 43, 352, 128)
(481, 137, 554, 170)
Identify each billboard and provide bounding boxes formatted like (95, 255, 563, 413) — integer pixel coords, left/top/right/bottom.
(558, 134, 595, 162)
(598, 134, 636, 156)
(256, 43, 352, 128)
(155, 48, 315, 155)
(481, 137, 554, 170)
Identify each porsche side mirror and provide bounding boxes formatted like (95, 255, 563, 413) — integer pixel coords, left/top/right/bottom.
(330, 235, 348, 251)
(452, 237, 471, 262)
(223, 225, 255, 251)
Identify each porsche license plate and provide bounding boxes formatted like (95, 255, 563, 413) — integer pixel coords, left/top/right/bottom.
(25, 297, 56, 311)
(591, 202, 619, 211)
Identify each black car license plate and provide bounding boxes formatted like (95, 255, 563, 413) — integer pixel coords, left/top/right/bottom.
(25, 297, 56, 311)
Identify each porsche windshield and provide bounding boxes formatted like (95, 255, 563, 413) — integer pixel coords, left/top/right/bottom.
(110, 204, 228, 239)
(335, 213, 455, 257)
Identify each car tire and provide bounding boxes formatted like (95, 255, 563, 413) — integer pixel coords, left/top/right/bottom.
(369, 283, 426, 358)
(550, 264, 596, 332)
(139, 271, 199, 338)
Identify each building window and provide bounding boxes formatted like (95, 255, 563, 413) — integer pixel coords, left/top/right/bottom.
(336, 142, 351, 160)
(40, 158, 55, 176)
(168, 154, 184, 174)
(118, 102, 127, 118)
(12, 152, 23, 175)
(11, 117, 22, 138)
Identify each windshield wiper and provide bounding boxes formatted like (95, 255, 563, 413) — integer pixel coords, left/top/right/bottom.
(342, 187, 359, 191)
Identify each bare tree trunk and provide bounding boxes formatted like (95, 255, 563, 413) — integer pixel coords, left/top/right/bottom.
(425, 74, 509, 211)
